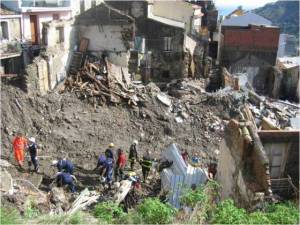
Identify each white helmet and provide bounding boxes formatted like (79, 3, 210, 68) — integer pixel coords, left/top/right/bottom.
(52, 160, 58, 166)
(133, 140, 138, 145)
(29, 137, 36, 143)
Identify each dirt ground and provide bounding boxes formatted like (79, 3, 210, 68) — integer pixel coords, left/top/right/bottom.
(1, 80, 238, 190)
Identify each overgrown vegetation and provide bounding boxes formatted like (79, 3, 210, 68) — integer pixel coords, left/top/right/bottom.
(93, 201, 125, 224)
(24, 199, 40, 219)
(212, 199, 299, 224)
(180, 180, 220, 223)
(0, 207, 20, 225)
(137, 198, 176, 224)
(31, 211, 85, 224)
(2, 180, 298, 224)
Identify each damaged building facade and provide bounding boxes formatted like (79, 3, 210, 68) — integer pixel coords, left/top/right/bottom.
(95, 0, 219, 80)
(217, 117, 299, 208)
(220, 24, 280, 93)
(74, 3, 135, 67)
(0, 5, 23, 75)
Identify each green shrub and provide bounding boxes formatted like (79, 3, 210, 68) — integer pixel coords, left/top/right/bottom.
(93, 201, 125, 224)
(264, 201, 299, 224)
(180, 185, 206, 207)
(24, 199, 40, 219)
(212, 199, 247, 224)
(137, 198, 176, 224)
(212, 199, 299, 224)
(117, 210, 143, 224)
(0, 207, 20, 224)
(68, 211, 83, 224)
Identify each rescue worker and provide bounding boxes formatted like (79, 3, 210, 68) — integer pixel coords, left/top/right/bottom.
(105, 143, 115, 160)
(208, 162, 217, 179)
(12, 132, 27, 169)
(55, 172, 76, 193)
(115, 148, 126, 181)
(129, 140, 138, 170)
(52, 158, 74, 174)
(94, 154, 107, 176)
(100, 157, 114, 188)
(140, 150, 153, 182)
(181, 149, 189, 165)
(27, 137, 39, 172)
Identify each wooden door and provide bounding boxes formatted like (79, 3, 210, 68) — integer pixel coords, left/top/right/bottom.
(30, 15, 38, 44)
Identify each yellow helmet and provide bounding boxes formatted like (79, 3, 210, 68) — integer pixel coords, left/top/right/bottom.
(109, 143, 114, 147)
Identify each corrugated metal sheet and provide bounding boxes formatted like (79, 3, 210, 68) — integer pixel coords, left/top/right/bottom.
(160, 144, 208, 208)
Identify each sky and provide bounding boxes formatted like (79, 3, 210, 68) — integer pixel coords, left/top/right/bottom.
(214, 0, 278, 16)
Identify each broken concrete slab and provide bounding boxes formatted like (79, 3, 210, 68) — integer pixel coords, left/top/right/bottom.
(50, 187, 67, 206)
(261, 117, 280, 130)
(114, 180, 132, 204)
(0, 159, 13, 167)
(68, 188, 99, 215)
(157, 93, 172, 106)
(0, 168, 13, 194)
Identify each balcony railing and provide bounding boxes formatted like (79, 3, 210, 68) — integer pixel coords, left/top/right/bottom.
(21, 0, 71, 7)
(0, 40, 22, 59)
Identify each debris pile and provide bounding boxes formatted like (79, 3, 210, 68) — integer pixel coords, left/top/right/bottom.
(64, 56, 138, 106)
(247, 90, 299, 130)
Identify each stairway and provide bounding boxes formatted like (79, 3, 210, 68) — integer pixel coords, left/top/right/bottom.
(68, 52, 84, 75)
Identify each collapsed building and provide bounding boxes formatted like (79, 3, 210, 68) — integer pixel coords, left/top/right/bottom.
(217, 110, 299, 209)
(220, 23, 280, 94)
(1, 0, 299, 219)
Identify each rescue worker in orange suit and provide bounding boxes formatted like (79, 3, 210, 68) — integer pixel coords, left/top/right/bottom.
(12, 132, 27, 169)
(115, 148, 126, 181)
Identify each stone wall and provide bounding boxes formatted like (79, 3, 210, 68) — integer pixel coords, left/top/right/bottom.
(24, 49, 69, 95)
(25, 58, 48, 95)
(217, 119, 272, 208)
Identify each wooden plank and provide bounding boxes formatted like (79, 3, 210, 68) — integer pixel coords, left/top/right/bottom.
(79, 38, 89, 53)
(0, 74, 18, 77)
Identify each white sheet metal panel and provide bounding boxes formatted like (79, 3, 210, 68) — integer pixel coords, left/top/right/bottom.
(160, 144, 208, 208)
(169, 175, 184, 208)
(161, 168, 173, 191)
(161, 143, 187, 175)
(185, 165, 208, 187)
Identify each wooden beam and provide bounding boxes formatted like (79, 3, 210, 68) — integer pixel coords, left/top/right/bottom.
(258, 130, 300, 142)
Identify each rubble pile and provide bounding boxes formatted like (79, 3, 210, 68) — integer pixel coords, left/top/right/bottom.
(247, 90, 299, 130)
(64, 56, 139, 106)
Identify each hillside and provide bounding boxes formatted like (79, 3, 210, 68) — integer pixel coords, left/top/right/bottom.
(253, 0, 299, 38)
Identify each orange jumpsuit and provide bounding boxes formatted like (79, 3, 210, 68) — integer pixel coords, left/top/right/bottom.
(12, 136, 27, 165)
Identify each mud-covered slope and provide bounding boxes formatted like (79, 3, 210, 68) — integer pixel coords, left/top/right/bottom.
(1, 83, 231, 181)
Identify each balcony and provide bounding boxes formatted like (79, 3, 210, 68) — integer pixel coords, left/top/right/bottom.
(20, 0, 71, 12)
(0, 40, 22, 60)
(21, 0, 70, 7)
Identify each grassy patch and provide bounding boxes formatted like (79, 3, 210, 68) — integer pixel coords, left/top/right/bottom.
(0, 207, 20, 225)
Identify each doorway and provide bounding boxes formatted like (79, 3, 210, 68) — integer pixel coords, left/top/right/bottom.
(30, 15, 38, 44)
